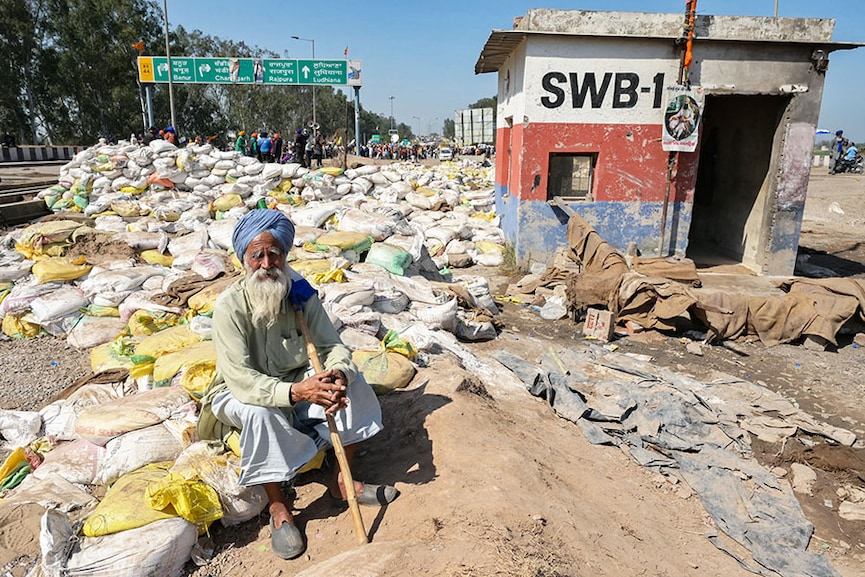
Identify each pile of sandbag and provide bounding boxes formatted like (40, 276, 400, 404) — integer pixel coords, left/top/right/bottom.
(0, 140, 507, 574)
(37, 139, 503, 269)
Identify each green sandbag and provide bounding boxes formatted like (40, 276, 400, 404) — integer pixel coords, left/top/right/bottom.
(365, 242, 412, 276)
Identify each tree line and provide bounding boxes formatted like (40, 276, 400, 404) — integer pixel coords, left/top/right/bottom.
(0, 0, 495, 147)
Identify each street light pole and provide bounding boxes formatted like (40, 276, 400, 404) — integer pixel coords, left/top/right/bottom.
(292, 35, 316, 128)
(389, 96, 395, 130)
(412, 116, 420, 137)
(161, 0, 176, 133)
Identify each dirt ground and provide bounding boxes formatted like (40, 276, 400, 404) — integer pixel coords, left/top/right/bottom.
(1, 163, 864, 576)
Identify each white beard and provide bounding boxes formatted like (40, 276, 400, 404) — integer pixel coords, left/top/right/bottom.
(245, 263, 289, 328)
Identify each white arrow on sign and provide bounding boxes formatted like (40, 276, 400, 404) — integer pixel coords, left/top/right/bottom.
(199, 64, 211, 74)
(157, 63, 168, 73)
(302, 65, 310, 79)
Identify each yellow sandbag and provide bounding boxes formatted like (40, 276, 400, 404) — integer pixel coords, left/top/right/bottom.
(83, 463, 177, 537)
(290, 258, 335, 278)
(317, 166, 343, 177)
(471, 211, 497, 222)
(14, 220, 82, 259)
(136, 325, 202, 360)
(31, 256, 92, 283)
(2, 314, 42, 339)
(120, 185, 147, 194)
(475, 240, 504, 254)
(90, 341, 135, 373)
(153, 340, 215, 386)
(211, 194, 243, 212)
(187, 276, 237, 316)
(126, 309, 181, 337)
(313, 231, 374, 252)
(145, 472, 223, 532)
(416, 186, 437, 197)
(82, 304, 120, 317)
(178, 361, 217, 399)
(352, 349, 416, 395)
(111, 200, 146, 217)
(140, 249, 175, 266)
(0, 447, 26, 483)
(310, 269, 347, 284)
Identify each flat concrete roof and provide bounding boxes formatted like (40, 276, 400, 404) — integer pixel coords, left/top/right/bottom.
(475, 9, 862, 74)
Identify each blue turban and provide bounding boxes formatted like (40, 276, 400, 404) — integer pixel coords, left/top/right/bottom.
(232, 209, 296, 262)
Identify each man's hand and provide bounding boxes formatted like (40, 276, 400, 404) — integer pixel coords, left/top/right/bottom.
(291, 369, 349, 415)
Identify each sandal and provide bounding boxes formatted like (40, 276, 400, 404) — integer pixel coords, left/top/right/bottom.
(269, 517, 305, 559)
(331, 483, 399, 507)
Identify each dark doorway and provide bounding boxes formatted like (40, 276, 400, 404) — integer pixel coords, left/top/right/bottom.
(687, 95, 787, 270)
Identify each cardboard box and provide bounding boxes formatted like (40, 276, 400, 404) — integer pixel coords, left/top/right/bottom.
(583, 308, 615, 342)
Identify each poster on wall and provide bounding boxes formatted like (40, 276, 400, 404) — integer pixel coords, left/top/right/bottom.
(661, 85, 704, 152)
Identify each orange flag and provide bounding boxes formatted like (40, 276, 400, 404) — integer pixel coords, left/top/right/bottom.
(131, 40, 144, 54)
(344, 46, 348, 57)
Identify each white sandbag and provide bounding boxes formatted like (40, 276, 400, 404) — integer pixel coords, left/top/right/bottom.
(354, 164, 379, 176)
(39, 400, 81, 442)
(40, 509, 197, 577)
(325, 303, 381, 336)
(351, 177, 373, 194)
(30, 438, 105, 485)
(213, 149, 239, 160)
(369, 172, 390, 186)
(291, 202, 341, 228)
(475, 251, 504, 267)
(29, 287, 88, 323)
(152, 157, 176, 170)
(336, 182, 352, 196)
(410, 297, 458, 332)
(281, 163, 301, 179)
(94, 422, 185, 485)
(339, 326, 383, 351)
(371, 290, 410, 314)
(261, 163, 283, 181)
(168, 228, 209, 256)
(0, 409, 41, 448)
(206, 218, 237, 251)
(391, 180, 414, 198)
(0, 258, 34, 282)
(1, 282, 62, 316)
(118, 290, 184, 322)
(321, 282, 375, 307)
(119, 231, 168, 251)
(337, 208, 398, 241)
(220, 182, 252, 198)
(66, 316, 126, 349)
(405, 191, 435, 210)
(202, 174, 225, 187)
(80, 267, 165, 302)
(191, 250, 228, 280)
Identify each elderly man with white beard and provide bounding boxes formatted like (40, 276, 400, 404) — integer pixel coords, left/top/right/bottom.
(197, 209, 397, 560)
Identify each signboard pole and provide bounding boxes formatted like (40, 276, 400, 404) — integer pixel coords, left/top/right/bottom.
(354, 86, 361, 156)
(161, 0, 177, 133)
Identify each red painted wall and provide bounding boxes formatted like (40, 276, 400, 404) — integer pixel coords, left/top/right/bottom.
(498, 122, 699, 204)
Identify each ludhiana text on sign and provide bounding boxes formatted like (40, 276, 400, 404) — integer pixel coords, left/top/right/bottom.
(137, 57, 362, 87)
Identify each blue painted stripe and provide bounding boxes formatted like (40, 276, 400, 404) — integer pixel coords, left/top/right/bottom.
(494, 190, 692, 263)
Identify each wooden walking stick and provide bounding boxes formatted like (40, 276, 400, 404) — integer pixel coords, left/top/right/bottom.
(294, 307, 368, 545)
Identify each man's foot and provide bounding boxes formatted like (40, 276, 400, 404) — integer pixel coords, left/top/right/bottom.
(269, 517, 305, 559)
(330, 482, 399, 506)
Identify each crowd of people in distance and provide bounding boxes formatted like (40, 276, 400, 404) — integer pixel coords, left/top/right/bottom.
(123, 124, 496, 168)
(234, 129, 330, 168)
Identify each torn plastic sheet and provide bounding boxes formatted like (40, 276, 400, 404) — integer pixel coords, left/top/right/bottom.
(492, 347, 848, 577)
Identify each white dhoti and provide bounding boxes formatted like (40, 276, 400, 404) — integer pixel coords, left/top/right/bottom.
(211, 374, 383, 486)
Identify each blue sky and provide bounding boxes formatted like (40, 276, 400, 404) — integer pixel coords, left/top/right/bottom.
(165, 0, 864, 139)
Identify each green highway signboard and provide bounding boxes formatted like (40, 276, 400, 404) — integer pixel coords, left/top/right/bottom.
(138, 57, 361, 86)
(298, 59, 347, 85)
